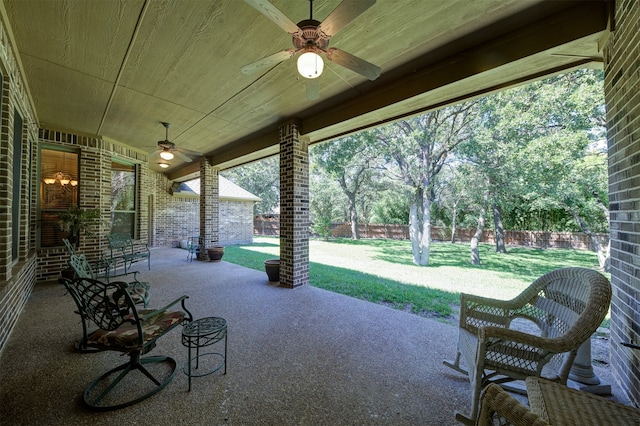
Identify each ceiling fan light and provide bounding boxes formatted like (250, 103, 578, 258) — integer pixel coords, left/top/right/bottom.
(158, 162, 170, 169)
(160, 150, 174, 160)
(297, 51, 324, 79)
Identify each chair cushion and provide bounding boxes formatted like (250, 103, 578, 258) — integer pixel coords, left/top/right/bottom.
(88, 310, 185, 350)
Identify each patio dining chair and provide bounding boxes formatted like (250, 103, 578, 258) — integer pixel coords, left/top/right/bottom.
(67, 253, 151, 351)
(187, 235, 202, 262)
(443, 267, 612, 425)
(61, 276, 192, 410)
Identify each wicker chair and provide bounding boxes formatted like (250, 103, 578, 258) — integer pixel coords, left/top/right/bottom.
(477, 378, 640, 426)
(443, 267, 612, 424)
(476, 383, 549, 426)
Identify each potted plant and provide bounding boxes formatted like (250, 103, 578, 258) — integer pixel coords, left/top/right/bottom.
(207, 245, 225, 262)
(58, 205, 101, 250)
(264, 258, 280, 282)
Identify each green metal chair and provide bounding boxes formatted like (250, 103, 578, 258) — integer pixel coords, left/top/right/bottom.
(187, 235, 202, 262)
(61, 277, 192, 410)
(63, 238, 112, 278)
(68, 253, 151, 351)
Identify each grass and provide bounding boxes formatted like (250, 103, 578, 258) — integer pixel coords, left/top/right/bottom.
(222, 236, 604, 323)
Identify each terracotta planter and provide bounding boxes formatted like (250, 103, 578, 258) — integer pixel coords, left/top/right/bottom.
(207, 246, 225, 262)
(264, 259, 280, 282)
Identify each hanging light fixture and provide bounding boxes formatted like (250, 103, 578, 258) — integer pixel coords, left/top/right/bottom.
(297, 49, 324, 79)
(42, 170, 77, 192)
(159, 149, 174, 161)
(158, 162, 170, 169)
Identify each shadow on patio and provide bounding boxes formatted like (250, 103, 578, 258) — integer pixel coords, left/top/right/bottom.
(0, 248, 623, 425)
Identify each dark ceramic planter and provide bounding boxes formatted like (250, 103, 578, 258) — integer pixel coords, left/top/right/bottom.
(264, 259, 280, 282)
(207, 246, 225, 262)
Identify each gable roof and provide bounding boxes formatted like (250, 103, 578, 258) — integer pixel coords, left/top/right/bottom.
(174, 176, 261, 202)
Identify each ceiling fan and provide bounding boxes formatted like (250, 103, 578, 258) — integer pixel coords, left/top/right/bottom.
(150, 122, 199, 168)
(241, 0, 381, 99)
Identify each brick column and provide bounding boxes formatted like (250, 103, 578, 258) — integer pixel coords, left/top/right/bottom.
(199, 157, 219, 260)
(605, 0, 640, 407)
(279, 121, 309, 288)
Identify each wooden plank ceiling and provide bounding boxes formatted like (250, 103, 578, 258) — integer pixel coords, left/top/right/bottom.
(1, 0, 610, 179)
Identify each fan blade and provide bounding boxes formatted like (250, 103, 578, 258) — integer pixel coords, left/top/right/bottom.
(174, 150, 193, 163)
(244, 0, 300, 34)
(317, 0, 376, 38)
(325, 48, 381, 80)
(241, 49, 296, 75)
(149, 150, 160, 160)
(306, 78, 320, 100)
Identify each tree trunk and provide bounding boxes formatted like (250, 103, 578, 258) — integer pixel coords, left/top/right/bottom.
(347, 192, 359, 240)
(349, 206, 359, 240)
(418, 195, 432, 265)
(409, 202, 420, 264)
(492, 204, 507, 253)
(450, 201, 458, 244)
(471, 208, 486, 265)
(568, 209, 608, 270)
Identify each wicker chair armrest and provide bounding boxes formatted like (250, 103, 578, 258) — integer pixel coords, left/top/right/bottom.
(478, 383, 549, 426)
(461, 292, 523, 311)
(460, 293, 521, 331)
(138, 295, 192, 322)
(479, 326, 576, 353)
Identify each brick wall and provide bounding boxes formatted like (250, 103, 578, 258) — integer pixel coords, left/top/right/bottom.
(219, 200, 255, 245)
(34, 130, 151, 282)
(152, 173, 254, 248)
(153, 173, 200, 247)
(0, 15, 39, 351)
(605, 0, 640, 407)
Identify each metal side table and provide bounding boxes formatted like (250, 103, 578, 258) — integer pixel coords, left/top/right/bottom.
(181, 317, 227, 391)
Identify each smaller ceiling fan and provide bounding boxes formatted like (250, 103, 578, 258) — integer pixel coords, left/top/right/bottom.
(241, 0, 381, 99)
(149, 122, 199, 168)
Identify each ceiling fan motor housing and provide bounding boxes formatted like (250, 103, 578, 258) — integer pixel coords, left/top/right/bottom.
(294, 19, 328, 50)
(157, 140, 176, 150)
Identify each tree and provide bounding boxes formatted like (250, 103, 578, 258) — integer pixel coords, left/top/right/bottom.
(311, 132, 382, 239)
(375, 101, 480, 265)
(309, 166, 342, 239)
(370, 180, 411, 224)
(221, 157, 280, 215)
(460, 69, 606, 258)
(432, 163, 475, 243)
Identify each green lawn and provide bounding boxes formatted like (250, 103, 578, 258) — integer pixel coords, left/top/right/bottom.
(222, 236, 604, 323)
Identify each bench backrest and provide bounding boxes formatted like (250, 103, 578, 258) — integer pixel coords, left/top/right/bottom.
(107, 233, 139, 257)
(69, 254, 96, 279)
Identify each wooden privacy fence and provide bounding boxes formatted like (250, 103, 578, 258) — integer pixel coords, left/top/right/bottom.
(253, 218, 608, 251)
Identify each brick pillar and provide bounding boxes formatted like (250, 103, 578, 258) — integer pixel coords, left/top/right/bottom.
(199, 158, 219, 260)
(604, 0, 640, 407)
(279, 121, 309, 288)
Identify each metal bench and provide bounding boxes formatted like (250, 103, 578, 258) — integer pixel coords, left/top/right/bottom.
(107, 233, 151, 273)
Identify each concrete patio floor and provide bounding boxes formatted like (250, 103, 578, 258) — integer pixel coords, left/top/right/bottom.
(0, 248, 628, 425)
